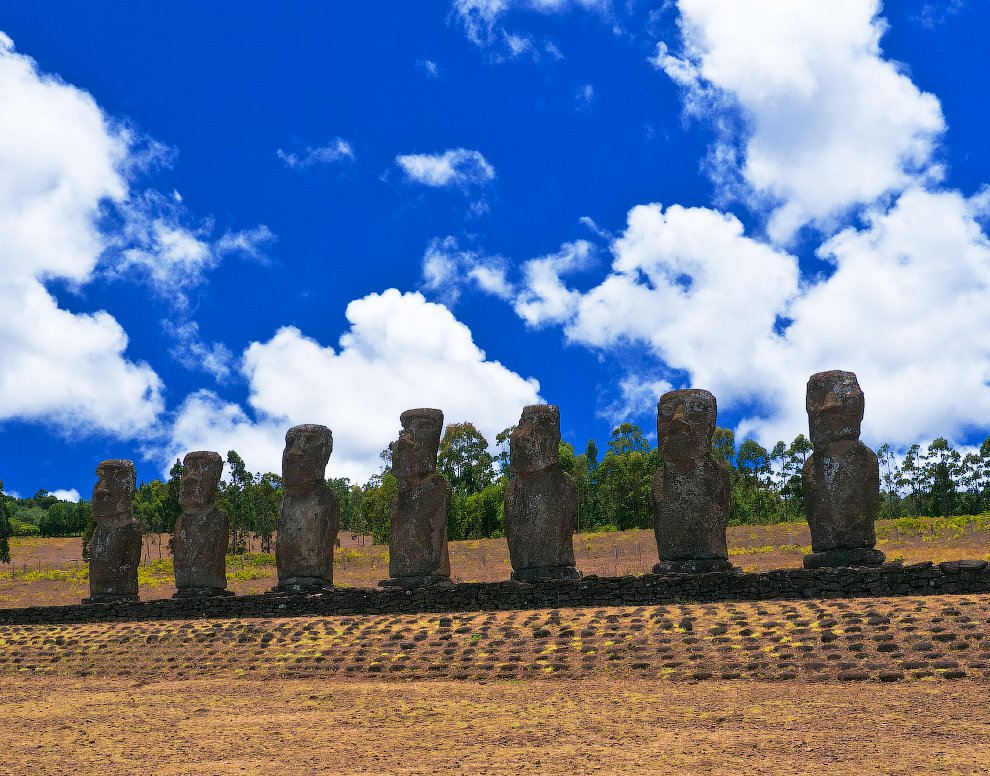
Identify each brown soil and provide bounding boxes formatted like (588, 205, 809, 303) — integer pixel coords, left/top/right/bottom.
(1, 595, 988, 773)
(2, 518, 988, 608)
(1, 676, 987, 775)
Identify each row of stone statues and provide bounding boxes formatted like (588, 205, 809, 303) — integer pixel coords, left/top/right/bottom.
(84, 369, 885, 602)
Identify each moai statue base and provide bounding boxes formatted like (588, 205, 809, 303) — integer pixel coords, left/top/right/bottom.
(505, 405, 581, 583)
(652, 389, 737, 575)
(173, 450, 233, 599)
(83, 459, 142, 604)
(271, 424, 340, 595)
(380, 408, 453, 590)
(802, 370, 885, 569)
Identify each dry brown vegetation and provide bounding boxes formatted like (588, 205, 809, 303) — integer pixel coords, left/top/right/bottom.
(2, 596, 989, 683)
(1, 526, 989, 773)
(3, 676, 989, 775)
(2, 517, 988, 608)
(1, 594, 989, 773)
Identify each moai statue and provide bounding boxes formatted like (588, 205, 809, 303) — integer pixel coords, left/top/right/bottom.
(803, 370, 885, 568)
(652, 389, 735, 574)
(380, 409, 452, 590)
(504, 404, 581, 582)
(84, 459, 142, 604)
(273, 424, 340, 593)
(172, 451, 231, 598)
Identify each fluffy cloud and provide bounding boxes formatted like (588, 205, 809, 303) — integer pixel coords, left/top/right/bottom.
(0, 34, 163, 435)
(162, 320, 235, 383)
(655, 0, 945, 242)
(49, 488, 81, 503)
(514, 239, 595, 326)
(491, 189, 990, 450)
(0, 33, 269, 439)
(162, 290, 542, 482)
(395, 148, 495, 188)
(276, 138, 354, 169)
(741, 187, 990, 447)
(108, 195, 274, 308)
(422, 236, 513, 304)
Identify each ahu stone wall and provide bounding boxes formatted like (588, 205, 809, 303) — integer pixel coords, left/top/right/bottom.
(1, 560, 988, 626)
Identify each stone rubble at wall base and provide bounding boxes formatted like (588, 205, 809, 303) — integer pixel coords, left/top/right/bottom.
(1, 560, 988, 625)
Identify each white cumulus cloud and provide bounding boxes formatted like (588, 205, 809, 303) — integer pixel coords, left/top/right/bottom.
(161, 290, 542, 482)
(49, 488, 81, 503)
(395, 148, 495, 188)
(0, 32, 271, 440)
(655, 0, 946, 242)
(0, 34, 163, 436)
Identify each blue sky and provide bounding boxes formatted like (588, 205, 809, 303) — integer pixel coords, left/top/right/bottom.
(1, 1, 989, 500)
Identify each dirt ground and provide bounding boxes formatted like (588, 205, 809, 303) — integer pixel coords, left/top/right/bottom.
(2, 517, 988, 607)
(1, 593, 989, 773)
(1, 675, 987, 775)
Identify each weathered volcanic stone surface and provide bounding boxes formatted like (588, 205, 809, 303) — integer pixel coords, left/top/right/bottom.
(173, 451, 231, 598)
(504, 405, 580, 582)
(382, 408, 452, 590)
(274, 424, 340, 593)
(803, 370, 884, 569)
(653, 389, 734, 574)
(85, 459, 142, 604)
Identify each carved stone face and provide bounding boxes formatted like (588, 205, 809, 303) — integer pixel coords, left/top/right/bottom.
(806, 370, 864, 446)
(180, 451, 223, 509)
(281, 424, 333, 488)
(92, 459, 136, 519)
(657, 389, 716, 462)
(393, 409, 443, 482)
(510, 404, 560, 474)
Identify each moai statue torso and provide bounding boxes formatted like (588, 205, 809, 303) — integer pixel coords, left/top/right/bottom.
(173, 451, 231, 598)
(803, 370, 885, 568)
(652, 389, 734, 574)
(381, 408, 452, 589)
(85, 459, 142, 603)
(504, 404, 581, 582)
(273, 424, 340, 593)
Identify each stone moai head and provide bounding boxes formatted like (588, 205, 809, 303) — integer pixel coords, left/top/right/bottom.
(657, 389, 717, 462)
(392, 408, 443, 482)
(92, 459, 136, 519)
(281, 424, 333, 489)
(806, 370, 864, 446)
(179, 451, 223, 510)
(510, 404, 560, 475)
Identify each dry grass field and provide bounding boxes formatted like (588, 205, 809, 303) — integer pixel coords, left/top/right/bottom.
(0, 594, 989, 773)
(2, 516, 988, 607)
(1, 522, 988, 773)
